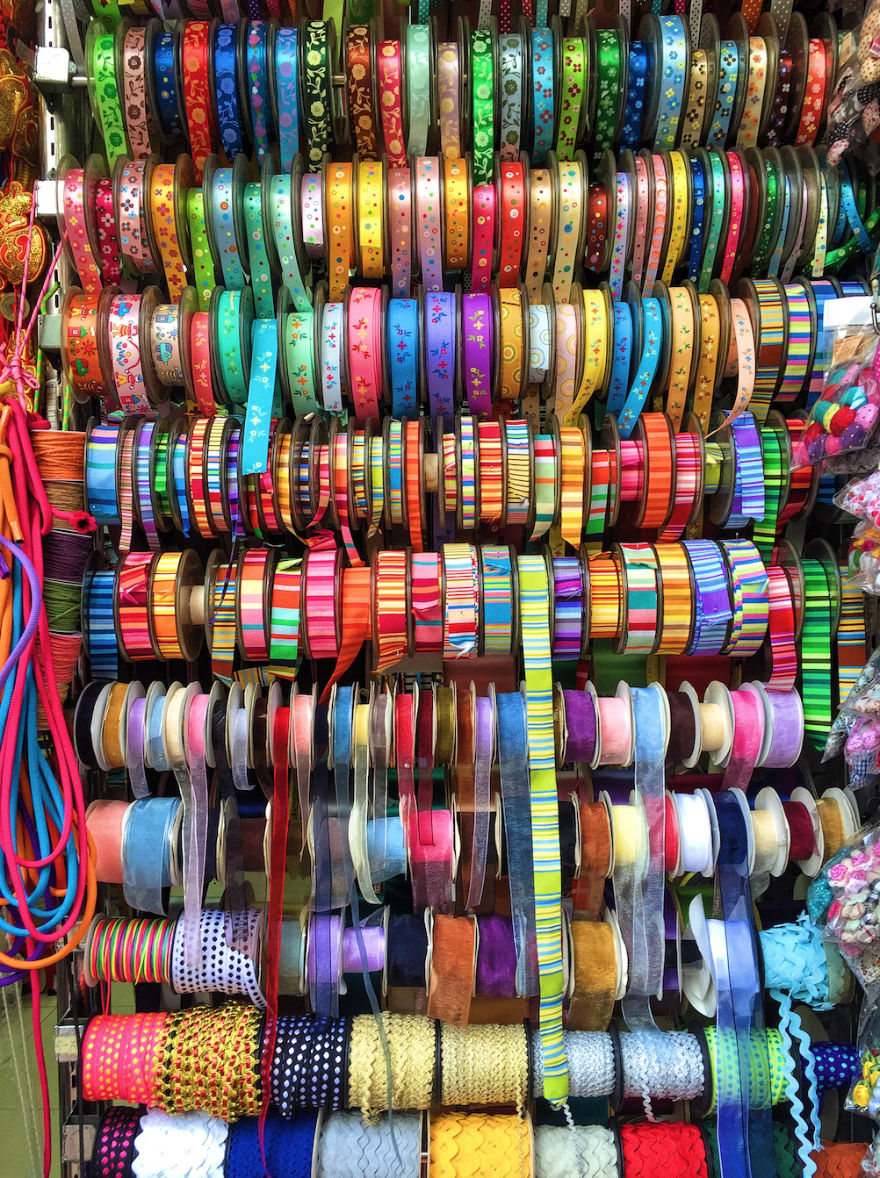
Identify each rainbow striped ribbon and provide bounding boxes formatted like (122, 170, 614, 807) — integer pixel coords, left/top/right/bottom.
(800, 559, 833, 750)
(721, 539, 770, 658)
(837, 568, 867, 703)
(269, 558, 302, 662)
(517, 554, 567, 1105)
(459, 418, 477, 530)
(481, 547, 514, 655)
(531, 435, 556, 540)
(683, 540, 733, 656)
(443, 544, 479, 659)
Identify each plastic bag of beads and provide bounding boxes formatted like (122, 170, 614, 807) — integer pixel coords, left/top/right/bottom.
(792, 330, 880, 468)
(841, 651, 880, 722)
(827, 438, 880, 478)
(824, 665, 880, 787)
(846, 526, 880, 594)
(836, 473, 880, 526)
(857, 1131, 880, 1178)
(824, 649, 880, 763)
(844, 1001, 880, 1120)
(845, 716, 880, 787)
(816, 820, 880, 996)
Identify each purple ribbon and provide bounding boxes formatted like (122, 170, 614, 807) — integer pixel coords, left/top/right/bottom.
(425, 291, 456, 427)
(462, 292, 493, 418)
(467, 695, 493, 911)
(127, 695, 149, 799)
(762, 691, 803, 767)
(342, 924, 385, 974)
(562, 690, 597, 764)
(476, 914, 518, 998)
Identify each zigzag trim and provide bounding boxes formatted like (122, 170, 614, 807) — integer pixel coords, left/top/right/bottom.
(771, 989, 816, 1178)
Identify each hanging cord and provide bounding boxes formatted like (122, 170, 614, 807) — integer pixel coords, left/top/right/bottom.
(1, 984, 40, 1178)
(0, 196, 97, 1178)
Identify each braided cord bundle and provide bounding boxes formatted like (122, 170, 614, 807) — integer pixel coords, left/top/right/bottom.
(441, 1022, 528, 1108)
(348, 1012, 435, 1122)
(621, 1030, 705, 1117)
(88, 915, 175, 985)
(619, 1122, 709, 1178)
(131, 1109, 227, 1178)
(160, 1004, 262, 1121)
(430, 1112, 532, 1178)
(317, 1112, 421, 1178)
(226, 1111, 318, 1178)
(534, 1125, 618, 1178)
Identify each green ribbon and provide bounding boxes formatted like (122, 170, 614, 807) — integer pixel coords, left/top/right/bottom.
(407, 24, 431, 157)
(244, 183, 275, 319)
(471, 30, 495, 187)
(187, 191, 216, 312)
(698, 153, 726, 294)
(303, 22, 333, 171)
(284, 310, 321, 417)
(591, 639, 648, 695)
(555, 38, 586, 162)
(825, 206, 880, 272)
(800, 559, 833, 750)
(752, 162, 779, 273)
(752, 426, 784, 562)
(215, 289, 253, 407)
(593, 31, 621, 154)
(88, 24, 129, 164)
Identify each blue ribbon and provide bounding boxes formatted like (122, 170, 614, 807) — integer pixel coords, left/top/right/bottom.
(153, 32, 182, 136)
(496, 691, 539, 998)
(121, 796, 180, 915)
(714, 793, 776, 1178)
(689, 156, 706, 283)
(606, 302, 634, 417)
(620, 42, 649, 152)
(214, 25, 244, 158)
(241, 318, 278, 475)
(275, 28, 301, 171)
(531, 29, 555, 166)
(617, 297, 662, 438)
(386, 299, 419, 419)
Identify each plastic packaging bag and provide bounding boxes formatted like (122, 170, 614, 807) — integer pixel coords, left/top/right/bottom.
(827, 17, 880, 167)
(792, 330, 880, 468)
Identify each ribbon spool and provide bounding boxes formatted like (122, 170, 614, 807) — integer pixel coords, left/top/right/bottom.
(753, 787, 791, 877)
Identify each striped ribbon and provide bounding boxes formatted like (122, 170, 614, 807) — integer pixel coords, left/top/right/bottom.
(269, 558, 302, 662)
(766, 566, 798, 693)
(481, 547, 515, 655)
(722, 539, 769, 658)
(552, 556, 584, 660)
(800, 560, 833, 750)
(683, 540, 733, 655)
(517, 554, 567, 1105)
(617, 543, 659, 655)
(443, 544, 479, 659)
(411, 552, 443, 653)
(752, 425, 785, 562)
(85, 570, 119, 681)
(837, 568, 867, 703)
(531, 435, 557, 540)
